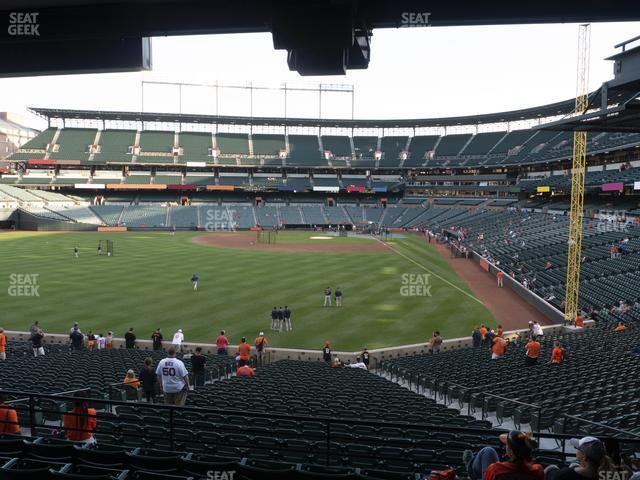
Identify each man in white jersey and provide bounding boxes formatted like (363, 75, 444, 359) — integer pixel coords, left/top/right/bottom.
(156, 347, 190, 406)
(172, 329, 184, 353)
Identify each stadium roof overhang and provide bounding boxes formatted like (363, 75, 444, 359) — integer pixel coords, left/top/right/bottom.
(1, 0, 639, 76)
(541, 38, 640, 133)
(30, 96, 584, 129)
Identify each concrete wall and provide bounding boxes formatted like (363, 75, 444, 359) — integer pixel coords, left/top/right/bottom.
(470, 251, 566, 324)
(5, 320, 594, 366)
(16, 209, 96, 231)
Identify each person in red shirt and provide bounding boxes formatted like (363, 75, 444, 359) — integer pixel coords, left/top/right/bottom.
(491, 336, 507, 360)
(236, 363, 255, 377)
(0, 394, 20, 434)
(0, 328, 6, 361)
(614, 322, 626, 332)
(463, 430, 543, 480)
(525, 339, 541, 367)
(216, 330, 229, 355)
(63, 393, 96, 444)
(575, 314, 584, 328)
(236, 337, 251, 364)
(548, 341, 564, 365)
(496, 271, 504, 288)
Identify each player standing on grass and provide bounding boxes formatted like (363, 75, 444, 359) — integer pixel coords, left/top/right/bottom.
(191, 274, 199, 291)
(335, 287, 343, 307)
(277, 307, 284, 332)
(73, 246, 79, 258)
(324, 287, 332, 307)
(284, 306, 292, 332)
(270, 307, 278, 331)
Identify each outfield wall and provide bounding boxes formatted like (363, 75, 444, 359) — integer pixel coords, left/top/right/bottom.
(3, 321, 594, 367)
(16, 209, 96, 231)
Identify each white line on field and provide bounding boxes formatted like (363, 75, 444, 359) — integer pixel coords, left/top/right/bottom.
(373, 236, 485, 306)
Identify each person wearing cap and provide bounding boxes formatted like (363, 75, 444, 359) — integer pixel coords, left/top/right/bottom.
(237, 337, 251, 365)
(463, 430, 543, 480)
(254, 332, 268, 367)
(360, 347, 370, 368)
(546, 437, 613, 480)
(191, 346, 207, 387)
(172, 328, 184, 353)
(125, 327, 136, 349)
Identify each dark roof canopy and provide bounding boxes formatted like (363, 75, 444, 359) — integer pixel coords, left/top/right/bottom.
(30, 97, 583, 129)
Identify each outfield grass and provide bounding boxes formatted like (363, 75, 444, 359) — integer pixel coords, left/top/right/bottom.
(0, 231, 495, 351)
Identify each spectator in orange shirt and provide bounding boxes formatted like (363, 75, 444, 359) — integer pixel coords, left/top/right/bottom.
(236, 363, 255, 377)
(479, 325, 488, 345)
(123, 369, 140, 389)
(463, 430, 543, 480)
(575, 314, 584, 328)
(525, 338, 541, 367)
(0, 394, 20, 434)
(549, 341, 565, 365)
(63, 392, 96, 444)
(491, 336, 507, 360)
(0, 328, 6, 361)
(614, 322, 626, 332)
(237, 337, 251, 364)
(496, 271, 504, 288)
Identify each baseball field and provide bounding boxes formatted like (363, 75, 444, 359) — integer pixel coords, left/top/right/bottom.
(0, 230, 495, 351)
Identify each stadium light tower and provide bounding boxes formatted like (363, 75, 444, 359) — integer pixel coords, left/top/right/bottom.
(564, 23, 591, 325)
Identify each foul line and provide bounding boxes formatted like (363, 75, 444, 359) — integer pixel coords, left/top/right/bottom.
(373, 236, 485, 306)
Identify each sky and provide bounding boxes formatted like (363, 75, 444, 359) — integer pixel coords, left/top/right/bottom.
(0, 21, 639, 130)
